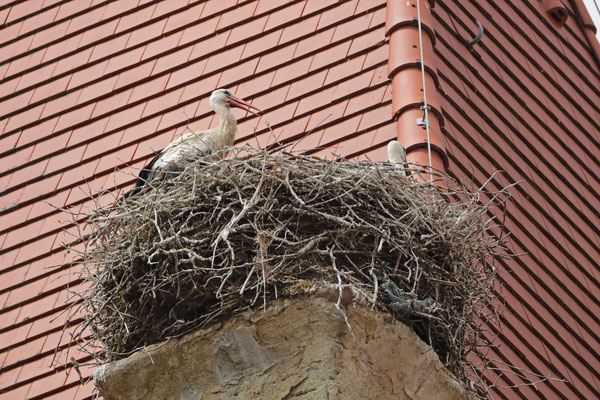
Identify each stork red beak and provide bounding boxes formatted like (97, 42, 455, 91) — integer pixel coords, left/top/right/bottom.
(229, 96, 262, 115)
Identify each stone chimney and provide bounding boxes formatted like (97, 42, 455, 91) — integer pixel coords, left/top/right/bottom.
(94, 297, 474, 400)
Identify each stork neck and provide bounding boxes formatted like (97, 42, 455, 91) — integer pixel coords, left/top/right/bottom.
(215, 104, 237, 138)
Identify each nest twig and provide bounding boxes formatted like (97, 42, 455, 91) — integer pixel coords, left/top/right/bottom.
(64, 146, 512, 396)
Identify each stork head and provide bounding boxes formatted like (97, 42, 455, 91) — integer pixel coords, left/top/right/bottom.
(210, 89, 262, 115)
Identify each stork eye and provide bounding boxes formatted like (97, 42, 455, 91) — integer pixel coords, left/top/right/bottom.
(224, 90, 232, 97)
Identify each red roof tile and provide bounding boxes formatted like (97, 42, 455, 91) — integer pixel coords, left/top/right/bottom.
(0, 365, 22, 390)
(64, 6, 105, 36)
(0, 382, 32, 400)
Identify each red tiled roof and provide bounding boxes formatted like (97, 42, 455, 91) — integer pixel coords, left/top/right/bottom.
(1, 0, 599, 399)
(433, 1, 600, 398)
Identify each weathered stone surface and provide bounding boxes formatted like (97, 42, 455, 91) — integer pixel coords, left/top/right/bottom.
(94, 297, 475, 399)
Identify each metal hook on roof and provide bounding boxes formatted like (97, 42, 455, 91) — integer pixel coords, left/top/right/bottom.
(416, 101, 431, 129)
(466, 20, 484, 50)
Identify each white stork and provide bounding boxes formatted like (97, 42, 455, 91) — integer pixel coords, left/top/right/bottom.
(387, 140, 409, 177)
(387, 140, 407, 166)
(123, 89, 261, 198)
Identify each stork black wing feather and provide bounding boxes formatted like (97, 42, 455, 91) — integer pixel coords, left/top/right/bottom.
(137, 150, 165, 185)
(119, 150, 165, 200)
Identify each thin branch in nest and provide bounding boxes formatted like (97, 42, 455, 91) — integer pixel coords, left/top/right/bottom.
(289, 114, 332, 153)
(329, 246, 356, 342)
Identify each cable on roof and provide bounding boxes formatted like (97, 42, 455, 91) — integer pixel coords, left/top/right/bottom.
(415, 0, 434, 183)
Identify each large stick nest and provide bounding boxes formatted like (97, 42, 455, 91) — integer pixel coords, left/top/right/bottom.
(70, 147, 510, 393)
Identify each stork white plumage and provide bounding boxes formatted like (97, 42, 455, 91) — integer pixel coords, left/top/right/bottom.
(387, 140, 409, 177)
(123, 89, 261, 198)
(387, 140, 407, 166)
